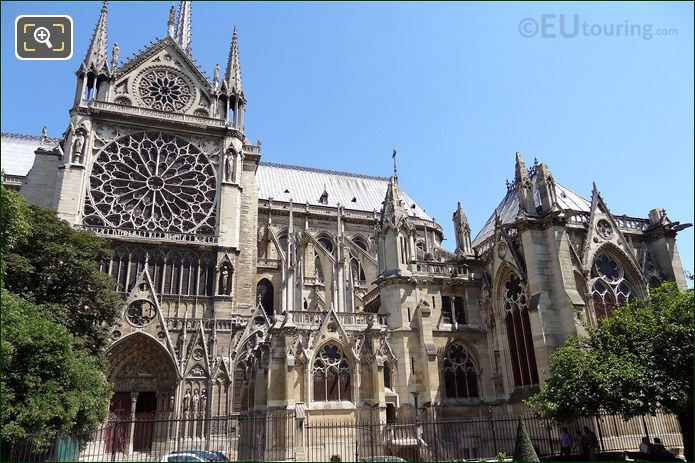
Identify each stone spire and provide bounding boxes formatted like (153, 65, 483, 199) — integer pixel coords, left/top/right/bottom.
(82, 1, 109, 71)
(174, 0, 192, 55)
(453, 201, 472, 255)
(514, 151, 536, 215)
(167, 5, 176, 37)
(224, 27, 243, 93)
(380, 176, 407, 229)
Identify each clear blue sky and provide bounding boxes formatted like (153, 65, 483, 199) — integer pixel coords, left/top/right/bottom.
(2, 1, 693, 280)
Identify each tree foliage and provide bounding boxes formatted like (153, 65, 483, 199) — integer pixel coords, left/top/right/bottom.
(527, 282, 694, 460)
(1, 188, 121, 354)
(1, 289, 111, 450)
(512, 419, 539, 462)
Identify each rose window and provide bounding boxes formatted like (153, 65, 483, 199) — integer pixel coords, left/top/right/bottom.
(84, 132, 217, 235)
(137, 68, 193, 112)
(126, 300, 156, 327)
(590, 252, 635, 320)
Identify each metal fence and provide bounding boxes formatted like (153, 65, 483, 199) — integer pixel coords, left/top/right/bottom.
(2, 409, 683, 462)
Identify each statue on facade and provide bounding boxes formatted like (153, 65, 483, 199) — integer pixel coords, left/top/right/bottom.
(218, 262, 232, 295)
(224, 154, 233, 182)
(183, 389, 191, 411)
(72, 132, 85, 164)
(213, 63, 220, 87)
(111, 42, 120, 69)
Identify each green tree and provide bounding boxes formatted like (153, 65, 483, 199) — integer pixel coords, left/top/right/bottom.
(512, 419, 539, 462)
(528, 282, 694, 461)
(1, 188, 121, 354)
(1, 289, 111, 453)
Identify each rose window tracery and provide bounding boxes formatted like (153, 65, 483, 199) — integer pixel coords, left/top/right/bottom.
(84, 132, 217, 235)
(596, 219, 614, 240)
(137, 68, 193, 112)
(126, 300, 156, 327)
(591, 252, 635, 320)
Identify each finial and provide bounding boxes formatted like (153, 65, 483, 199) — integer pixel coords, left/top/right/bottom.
(392, 147, 398, 184)
(110, 42, 119, 69)
(40, 126, 47, 144)
(213, 63, 220, 88)
(167, 5, 176, 37)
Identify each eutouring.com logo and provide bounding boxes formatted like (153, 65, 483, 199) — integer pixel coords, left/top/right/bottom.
(518, 14, 678, 40)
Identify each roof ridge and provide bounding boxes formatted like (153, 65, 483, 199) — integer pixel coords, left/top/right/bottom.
(259, 161, 389, 181)
(1, 132, 60, 142)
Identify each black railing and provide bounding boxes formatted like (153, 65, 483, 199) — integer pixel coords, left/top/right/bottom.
(2, 410, 683, 462)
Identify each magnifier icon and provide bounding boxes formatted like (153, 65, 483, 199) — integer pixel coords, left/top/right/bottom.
(33, 27, 53, 49)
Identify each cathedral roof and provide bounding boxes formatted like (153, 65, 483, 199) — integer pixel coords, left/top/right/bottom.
(471, 172, 591, 248)
(256, 162, 432, 220)
(1, 132, 59, 177)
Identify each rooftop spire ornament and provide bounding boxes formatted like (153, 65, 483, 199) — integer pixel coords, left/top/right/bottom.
(392, 147, 398, 184)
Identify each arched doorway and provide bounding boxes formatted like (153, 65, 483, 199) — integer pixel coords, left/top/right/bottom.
(256, 278, 274, 318)
(105, 333, 178, 452)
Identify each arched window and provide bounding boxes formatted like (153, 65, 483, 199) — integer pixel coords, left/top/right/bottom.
(350, 255, 366, 285)
(318, 235, 334, 255)
(314, 252, 324, 283)
(313, 344, 351, 402)
(590, 252, 635, 320)
(442, 343, 478, 399)
(416, 241, 426, 260)
(353, 236, 368, 252)
(256, 278, 274, 318)
(383, 363, 392, 389)
(502, 273, 539, 387)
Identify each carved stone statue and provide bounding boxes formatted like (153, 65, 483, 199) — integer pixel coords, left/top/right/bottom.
(111, 42, 120, 69)
(168, 393, 175, 411)
(213, 63, 220, 87)
(224, 155, 232, 182)
(200, 389, 207, 412)
(218, 263, 232, 295)
(192, 389, 200, 412)
(183, 389, 191, 411)
(72, 132, 85, 163)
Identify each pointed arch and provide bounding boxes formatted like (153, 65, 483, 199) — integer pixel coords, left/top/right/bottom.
(589, 243, 644, 321)
(496, 265, 539, 388)
(311, 342, 353, 402)
(440, 340, 479, 399)
(256, 278, 274, 318)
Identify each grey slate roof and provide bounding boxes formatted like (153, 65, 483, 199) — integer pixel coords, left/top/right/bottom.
(1, 133, 58, 176)
(471, 175, 591, 248)
(256, 162, 432, 220)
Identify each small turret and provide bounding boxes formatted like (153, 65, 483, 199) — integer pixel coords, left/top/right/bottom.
(515, 151, 536, 215)
(453, 201, 472, 255)
(74, 1, 111, 104)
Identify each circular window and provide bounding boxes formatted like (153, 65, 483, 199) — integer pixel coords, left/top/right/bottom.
(126, 300, 156, 327)
(137, 68, 194, 112)
(84, 132, 217, 235)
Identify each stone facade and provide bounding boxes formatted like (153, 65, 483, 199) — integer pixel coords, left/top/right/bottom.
(2, 1, 690, 452)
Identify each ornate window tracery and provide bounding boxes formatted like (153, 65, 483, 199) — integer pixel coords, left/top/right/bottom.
(502, 273, 539, 387)
(442, 343, 478, 399)
(313, 344, 351, 402)
(590, 252, 635, 320)
(84, 132, 217, 235)
(103, 246, 215, 296)
(126, 299, 156, 327)
(350, 254, 366, 285)
(137, 68, 193, 112)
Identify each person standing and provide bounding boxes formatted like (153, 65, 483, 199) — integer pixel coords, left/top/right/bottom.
(559, 427, 573, 459)
(583, 426, 600, 460)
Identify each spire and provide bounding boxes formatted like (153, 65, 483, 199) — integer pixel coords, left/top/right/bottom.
(174, 1, 192, 55)
(453, 201, 472, 255)
(514, 151, 536, 214)
(380, 176, 407, 228)
(224, 27, 243, 93)
(392, 148, 398, 184)
(83, 1, 109, 72)
(167, 5, 176, 37)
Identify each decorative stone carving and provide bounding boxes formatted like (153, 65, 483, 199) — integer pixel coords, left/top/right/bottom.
(137, 68, 193, 112)
(72, 131, 85, 163)
(126, 300, 156, 327)
(84, 132, 217, 235)
(596, 219, 614, 240)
